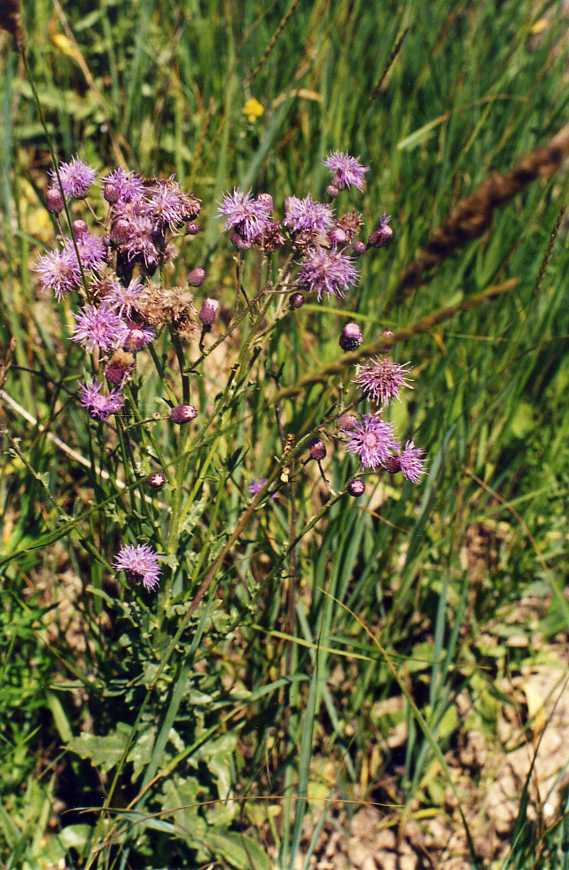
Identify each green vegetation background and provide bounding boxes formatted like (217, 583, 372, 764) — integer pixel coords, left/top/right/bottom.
(1, 0, 568, 867)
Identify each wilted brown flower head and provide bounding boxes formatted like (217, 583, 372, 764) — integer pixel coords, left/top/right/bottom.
(135, 286, 196, 338)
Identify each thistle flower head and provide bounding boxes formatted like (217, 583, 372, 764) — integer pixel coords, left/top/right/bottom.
(46, 187, 64, 213)
(346, 414, 399, 470)
(135, 286, 196, 337)
(218, 189, 272, 244)
(105, 350, 135, 385)
(354, 356, 412, 407)
(72, 304, 128, 353)
(323, 151, 368, 191)
(298, 249, 358, 301)
(399, 440, 426, 484)
(79, 380, 125, 420)
(309, 438, 327, 461)
(169, 404, 197, 424)
(64, 233, 107, 272)
(50, 158, 96, 199)
(103, 276, 145, 318)
(347, 478, 365, 497)
(284, 195, 334, 233)
(148, 178, 200, 231)
(114, 544, 161, 591)
(35, 249, 81, 301)
(123, 320, 155, 352)
(103, 168, 145, 204)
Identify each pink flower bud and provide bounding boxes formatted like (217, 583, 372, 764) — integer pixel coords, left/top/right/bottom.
(72, 219, 89, 237)
(186, 222, 201, 235)
(328, 227, 347, 246)
(352, 240, 367, 256)
(339, 322, 363, 352)
(309, 438, 326, 461)
(46, 187, 64, 213)
(326, 184, 339, 198)
(111, 218, 130, 244)
(104, 181, 120, 204)
(347, 479, 365, 497)
(188, 267, 206, 287)
(169, 404, 197, 424)
(199, 298, 219, 327)
(337, 413, 358, 431)
(147, 471, 166, 489)
(289, 293, 305, 310)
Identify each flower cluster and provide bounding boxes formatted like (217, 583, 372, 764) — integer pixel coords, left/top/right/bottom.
(34, 157, 218, 422)
(217, 150, 390, 304)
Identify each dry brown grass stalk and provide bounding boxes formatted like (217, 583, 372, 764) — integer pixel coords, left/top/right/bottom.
(397, 124, 569, 297)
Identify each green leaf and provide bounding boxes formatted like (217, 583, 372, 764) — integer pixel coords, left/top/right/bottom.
(201, 830, 271, 870)
(66, 724, 130, 774)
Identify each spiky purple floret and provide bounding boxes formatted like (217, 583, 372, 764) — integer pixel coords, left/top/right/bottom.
(218, 189, 272, 243)
(284, 195, 334, 233)
(123, 320, 155, 352)
(64, 233, 107, 272)
(323, 151, 369, 191)
(399, 440, 425, 484)
(147, 178, 195, 231)
(114, 544, 161, 592)
(298, 249, 358, 301)
(50, 158, 96, 199)
(103, 276, 144, 317)
(72, 304, 128, 353)
(34, 249, 81, 301)
(103, 168, 145, 203)
(346, 414, 399, 470)
(121, 212, 160, 267)
(354, 356, 412, 407)
(79, 380, 125, 420)
(249, 477, 268, 496)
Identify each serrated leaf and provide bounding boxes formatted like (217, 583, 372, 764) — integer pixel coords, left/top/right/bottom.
(67, 724, 130, 773)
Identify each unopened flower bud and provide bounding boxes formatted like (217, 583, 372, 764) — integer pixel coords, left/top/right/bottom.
(72, 219, 89, 237)
(347, 478, 365, 497)
(339, 322, 363, 351)
(383, 455, 401, 474)
(104, 181, 120, 204)
(169, 404, 197, 424)
(46, 187, 64, 213)
(105, 351, 135, 385)
(352, 240, 367, 256)
(337, 413, 358, 431)
(186, 222, 201, 235)
(329, 227, 347, 246)
(290, 293, 305, 310)
(309, 438, 327, 461)
(326, 184, 339, 199)
(368, 214, 393, 248)
(199, 298, 219, 327)
(147, 471, 166, 489)
(188, 267, 206, 287)
(111, 218, 130, 244)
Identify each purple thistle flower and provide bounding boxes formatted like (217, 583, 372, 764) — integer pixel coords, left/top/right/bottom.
(72, 305, 128, 353)
(354, 356, 412, 407)
(79, 380, 125, 420)
(114, 544, 161, 592)
(284, 195, 334, 233)
(50, 158, 96, 199)
(123, 213, 160, 267)
(324, 151, 368, 192)
(346, 414, 399, 470)
(123, 320, 155, 352)
(103, 276, 144, 318)
(103, 168, 145, 204)
(218, 189, 272, 244)
(64, 233, 107, 272)
(399, 440, 426, 484)
(148, 178, 198, 231)
(298, 249, 358, 301)
(35, 249, 81, 301)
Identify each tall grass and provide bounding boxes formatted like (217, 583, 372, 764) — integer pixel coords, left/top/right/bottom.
(1, 0, 569, 867)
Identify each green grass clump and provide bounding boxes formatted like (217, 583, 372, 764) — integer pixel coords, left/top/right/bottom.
(1, 1, 569, 867)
